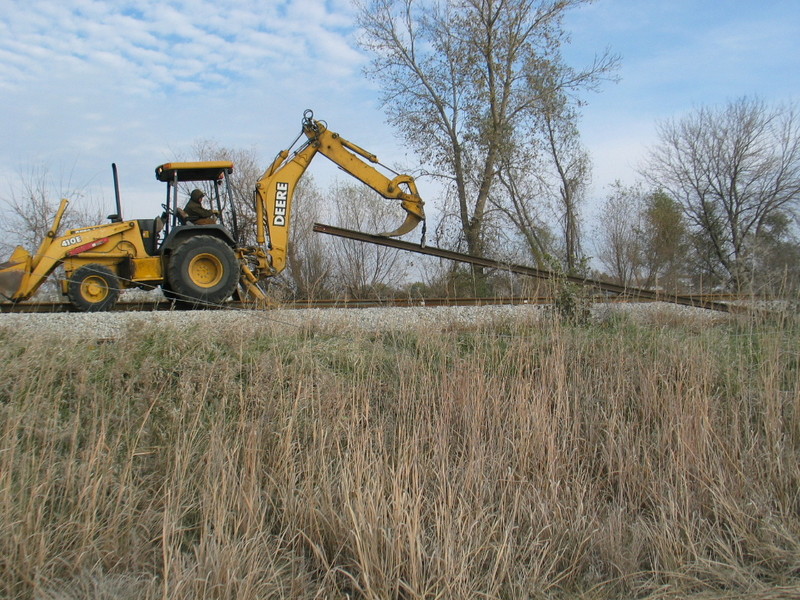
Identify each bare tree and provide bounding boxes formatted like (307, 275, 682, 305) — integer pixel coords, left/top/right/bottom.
(540, 101, 590, 272)
(595, 184, 690, 290)
(492, 163, 554, 267)
(357, 0, 617, 261)
(638, 190, 688, 290)
(329, 181, 409, 298)
(0, 165, 104, 296)
(491, 83, 591, 273)
(643, 97, 800, 290)
(1, 164, 105, 248)
(594, 182, 642, 287)
(282, 176, 334, 300)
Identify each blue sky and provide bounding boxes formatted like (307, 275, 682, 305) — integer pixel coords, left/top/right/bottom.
(1, 0, 798, 222)
(563, 0, 800, 206)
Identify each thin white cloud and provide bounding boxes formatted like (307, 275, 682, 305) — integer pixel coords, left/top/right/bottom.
(2, 0, 797, 222)
(0, 0, 378, 217)
(0, 0, 363, 94)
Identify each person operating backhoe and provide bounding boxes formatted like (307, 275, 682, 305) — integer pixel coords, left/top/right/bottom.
(184, 189, 219, 225)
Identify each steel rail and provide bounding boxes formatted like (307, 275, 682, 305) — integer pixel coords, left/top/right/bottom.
(1, 294, 746, 314)
(0, 297, 540, 313)
(313, 223, 736, 313)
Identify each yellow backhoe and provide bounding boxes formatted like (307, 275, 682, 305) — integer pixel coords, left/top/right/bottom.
(0, 110, 425, 311)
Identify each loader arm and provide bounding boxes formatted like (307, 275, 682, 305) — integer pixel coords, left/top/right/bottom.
(252, 110, 426, 276)
(0, 198, 70, 300)
(0, 198, 138, 302)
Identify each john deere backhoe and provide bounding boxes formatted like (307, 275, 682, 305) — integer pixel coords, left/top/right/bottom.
(0, 110, 425, 311)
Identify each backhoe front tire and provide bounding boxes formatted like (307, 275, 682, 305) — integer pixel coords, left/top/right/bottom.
(166, 235, 238, 308)
(67, 264, 121, 312)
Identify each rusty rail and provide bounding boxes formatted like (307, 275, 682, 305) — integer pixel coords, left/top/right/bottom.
(1, 294, 746, 314)
(313, 223, 736, 313)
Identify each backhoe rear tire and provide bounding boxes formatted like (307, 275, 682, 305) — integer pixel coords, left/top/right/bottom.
(67, 264, 121, 312)
(166, 235, 238, 308)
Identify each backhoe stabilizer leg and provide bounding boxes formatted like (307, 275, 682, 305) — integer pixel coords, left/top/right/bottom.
(237, 279, 279, 308)
(236, 261, 278, 308)
(239, 277, 267, 300)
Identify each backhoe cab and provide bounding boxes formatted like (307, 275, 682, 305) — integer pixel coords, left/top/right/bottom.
(0, 110, 426, 311)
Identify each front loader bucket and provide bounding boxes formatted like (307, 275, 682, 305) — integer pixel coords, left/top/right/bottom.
(0, 264, 25, 300)
(0, 246, 32, 300)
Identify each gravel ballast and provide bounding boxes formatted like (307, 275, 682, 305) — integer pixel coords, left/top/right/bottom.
(0, 302, 728, 339)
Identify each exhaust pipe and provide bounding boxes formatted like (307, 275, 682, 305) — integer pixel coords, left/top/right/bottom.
(111, 163, 123, 222)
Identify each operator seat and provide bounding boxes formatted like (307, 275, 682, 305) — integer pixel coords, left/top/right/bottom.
(137, 219, 161, 255)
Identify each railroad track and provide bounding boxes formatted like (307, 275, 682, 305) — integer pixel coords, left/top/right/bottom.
(0, 294, 742, 314)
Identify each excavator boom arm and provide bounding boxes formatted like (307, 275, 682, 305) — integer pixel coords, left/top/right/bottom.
(252, 111, 425, 276)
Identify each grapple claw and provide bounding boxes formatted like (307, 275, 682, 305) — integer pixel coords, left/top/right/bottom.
(379, 212, 424, 238)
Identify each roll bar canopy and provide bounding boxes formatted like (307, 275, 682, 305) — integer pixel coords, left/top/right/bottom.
(155, 161, 234, 183)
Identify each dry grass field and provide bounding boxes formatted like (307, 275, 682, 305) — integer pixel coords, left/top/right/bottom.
(1, 307, 799, 599)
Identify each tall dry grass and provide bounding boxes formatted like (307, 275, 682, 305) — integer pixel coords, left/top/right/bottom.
(1, 309, 799, 599)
